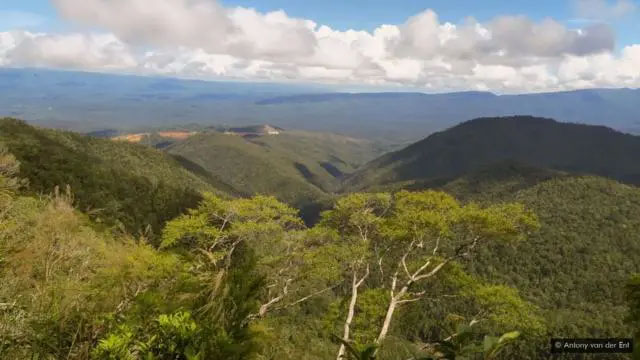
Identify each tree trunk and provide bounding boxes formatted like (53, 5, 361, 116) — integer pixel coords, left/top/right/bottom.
(337, 272, 360, 360)
(376, 298, 396, 346)
(376, 285, 406, 346)
(337, 265, 369, 360)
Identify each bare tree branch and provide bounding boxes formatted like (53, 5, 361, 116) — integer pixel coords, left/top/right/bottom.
(276, 282, 342, 311)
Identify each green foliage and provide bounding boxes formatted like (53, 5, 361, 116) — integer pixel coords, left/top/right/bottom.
(320, 192, 392, 235)
(456, 176, 640, 346)
(166, 129, 381, 195)
(93, 325, 138, 360)
(383, 191, 539, 252)
(160, 194, 305, 302)
(316, 190, 538, 359)
(626, 274, 640, 360)
(345, 116, 640, 191)
(165, 129, 384, 224)
(3, 117, 638, 360)
(324, 289, 389, 347)
(0, 118, 221, 236)
(423, 325, 520, 360)
(0, 191, 271, 360)
(160, 194, 315, 359)
(472, 286, 545, 336)
(0, 145, 24, 199)
(627, 274, 640, 329)
(332, 335, 379, 360)
(93, 312, 202, 360)
(376, 167, 640, 358)
(0, 189, 183, 359)
(161, 192, 303, 251)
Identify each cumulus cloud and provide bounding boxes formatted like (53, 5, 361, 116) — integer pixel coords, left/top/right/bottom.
(52, 0, 318, 60)
(0, 0, 638, 92)
(389, 11, 614, 65)
(1, 31, 136, 70)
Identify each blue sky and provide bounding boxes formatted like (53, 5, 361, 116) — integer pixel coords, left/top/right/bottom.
(1, 0, 639, 92)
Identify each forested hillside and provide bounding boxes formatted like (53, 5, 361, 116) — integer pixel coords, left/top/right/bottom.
(0, 118, 232, 236)
(442, 166, 640, 348)
(355, 160, 640, 355)
(1, 116, 639, 359)
(165, 129, 384, 222)
(345, 116, 640, 191)
(1, 154, 544, 359)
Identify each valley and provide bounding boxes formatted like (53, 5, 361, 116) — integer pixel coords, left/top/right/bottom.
(2, 2, 640, 358)
(4, 69, 640, 143)
(2, 113, 639, 359)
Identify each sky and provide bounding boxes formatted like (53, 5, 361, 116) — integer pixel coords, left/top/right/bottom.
(0, 0, 639, 93)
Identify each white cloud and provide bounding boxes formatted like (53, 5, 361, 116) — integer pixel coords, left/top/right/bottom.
(0, 1, 637, 92)
(52, 0, 233, 51)
(52, 0, 318, 60)
(1, 31, 136, 70)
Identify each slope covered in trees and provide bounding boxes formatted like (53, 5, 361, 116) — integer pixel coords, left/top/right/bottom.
(0, 118, 232, 236)
(2, 115, 639, 359)
(365, 163, 640, 357)
(1, 145, 549, 359)
(627, 274, 640, 359)
(455, 175, 639, 344)
(345, 116, 640, 191)
(165, 129, 385, 221)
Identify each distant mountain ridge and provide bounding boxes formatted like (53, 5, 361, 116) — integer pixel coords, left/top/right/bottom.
(254, 88, 640, 138)
(3, 68, 640, 141)
(255, 91, 498, 105)
(344, 116, 640, 191)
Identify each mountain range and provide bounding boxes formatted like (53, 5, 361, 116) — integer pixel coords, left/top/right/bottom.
(2, 113, 639, 359)
(3, 68, 640, 142)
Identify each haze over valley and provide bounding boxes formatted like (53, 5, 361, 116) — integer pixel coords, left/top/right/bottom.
(3, 68, 640, 142)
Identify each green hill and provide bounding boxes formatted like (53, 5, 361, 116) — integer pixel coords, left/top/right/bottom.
(3, 115, 640, 359)
(344, 116, 640, 191)
(164, 128, 384, 220)
(465, 175, 640, 349)
(0, 118, 232, 235)
(371, 162, 640, 354)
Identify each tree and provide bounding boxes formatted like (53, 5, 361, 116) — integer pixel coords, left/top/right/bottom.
(162, 194, 303, 309)
(373, 191, 537, 350)
(626, 274, 640, 360)
(0, 145, 23, 208)
(320, 193, 391, 359)
(321, 190, 538, 357)
(93, 311, 203, 360)
(421, 319, 521, 360)
(161, 193, 346, 356)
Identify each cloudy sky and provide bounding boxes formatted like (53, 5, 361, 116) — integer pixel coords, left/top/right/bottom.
(1, 0, 639, 93)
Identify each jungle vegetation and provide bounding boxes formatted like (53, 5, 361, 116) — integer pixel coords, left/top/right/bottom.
(1, 117, 639, 359)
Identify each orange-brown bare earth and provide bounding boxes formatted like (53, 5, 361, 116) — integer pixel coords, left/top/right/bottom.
(157, 131, 197, 140)
(112, 133, 149, 143)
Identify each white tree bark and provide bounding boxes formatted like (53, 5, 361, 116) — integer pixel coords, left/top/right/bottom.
(374, 236, 480, 350)
(337, 264, 369, 360)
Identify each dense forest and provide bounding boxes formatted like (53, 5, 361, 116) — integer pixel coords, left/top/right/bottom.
(345, 116, 640, 191)
(0, 118, 235, 237)
(1, 117, 639, 359)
